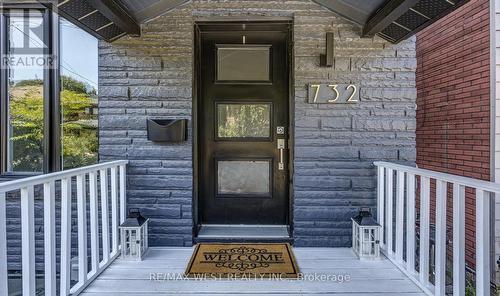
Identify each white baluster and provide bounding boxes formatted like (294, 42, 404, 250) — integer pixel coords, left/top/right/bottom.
(476, 189, 490, 296)
(89, 171, 99, 274)
(60, 178, 72, 296)
(395, 171, 404, 262)
(453, 183, 465, 296)
(21, 186, 35, 296)
(119, 164, 127, 224)
(385, 168, 394, 256)
(406, 173, 416, 274)
(377, 166, 385, 249)
(111, 166, 119, 254)
(77, 174, 88, 283)
(43, 182, 56, 296)
(435, 180, 447, 295)
(100, 169, 110, 263)
(419, 176, 430, 287)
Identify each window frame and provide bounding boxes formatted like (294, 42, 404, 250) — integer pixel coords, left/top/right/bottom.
(0, 5, 61, 175)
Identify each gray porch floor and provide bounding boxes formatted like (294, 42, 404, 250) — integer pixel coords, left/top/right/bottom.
(81, 247, 426, 295)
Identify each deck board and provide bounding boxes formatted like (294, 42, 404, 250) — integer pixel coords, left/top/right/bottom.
(81, 247, 426, 295)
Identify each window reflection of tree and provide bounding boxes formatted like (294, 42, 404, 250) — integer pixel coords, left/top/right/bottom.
(8, 81, 45, 171)
(218, 104, 270, 138)
(8, 76, 98, 172)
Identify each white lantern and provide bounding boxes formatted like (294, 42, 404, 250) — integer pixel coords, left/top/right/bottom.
(351, 208, 381, 260)
(119, 209, 149, 261)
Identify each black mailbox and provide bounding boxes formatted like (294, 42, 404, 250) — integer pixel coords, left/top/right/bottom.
(147, 119, 188, 143)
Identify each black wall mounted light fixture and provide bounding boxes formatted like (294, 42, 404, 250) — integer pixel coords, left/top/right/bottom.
(319, 32, 334, 67)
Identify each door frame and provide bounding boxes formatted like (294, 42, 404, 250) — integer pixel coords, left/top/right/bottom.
(192, 19, 295, 239)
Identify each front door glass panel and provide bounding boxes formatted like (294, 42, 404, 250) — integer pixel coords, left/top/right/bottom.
(217, 103, 271, 139)
(217, 160, 271, 196)
(216, 45, 271, 82)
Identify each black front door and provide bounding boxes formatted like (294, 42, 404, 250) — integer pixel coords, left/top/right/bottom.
(198, 23, 290, 225)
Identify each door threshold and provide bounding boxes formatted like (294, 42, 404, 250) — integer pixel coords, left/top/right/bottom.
(196, 224, 290, 240)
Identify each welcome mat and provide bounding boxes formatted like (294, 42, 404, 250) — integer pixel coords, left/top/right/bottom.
(185, 243, 299, 278)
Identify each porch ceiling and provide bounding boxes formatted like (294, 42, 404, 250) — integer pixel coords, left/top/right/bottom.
(46, 0, 467, 43)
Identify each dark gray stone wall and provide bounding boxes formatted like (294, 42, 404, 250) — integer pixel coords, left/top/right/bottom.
(98, 0, 416, 247)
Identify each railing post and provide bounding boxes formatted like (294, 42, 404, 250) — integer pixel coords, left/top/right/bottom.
(43, 182, 56, 296)
(100, 169, 110, 263)
(453, 183, 465, 296)
(77, 174, 88, 283)
(476, 189, 490, 296)
(377, 166, 385, 249)
(110, 166, 119, 254)
(406, 173, 416, 274)
(0, 192, 7, 296)
(119, 164, 127, 224)
(419, 176, 430, 287)
(21, 186, 35, 296)
(385, 168, 393, 256)
(435, 180, 447, 295)
(395, 171, 404, 262)
(60, 178, 72, 296)
(89, 171, 99, 274)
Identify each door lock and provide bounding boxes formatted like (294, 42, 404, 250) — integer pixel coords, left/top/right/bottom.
(277, 139, 285, 170)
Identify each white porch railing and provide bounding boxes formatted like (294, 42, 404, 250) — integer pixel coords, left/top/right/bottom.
(375, 161, 494, 296)
(0, 160, 128, 296)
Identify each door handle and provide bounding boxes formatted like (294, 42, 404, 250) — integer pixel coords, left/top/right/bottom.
(277, 139, 285, 170)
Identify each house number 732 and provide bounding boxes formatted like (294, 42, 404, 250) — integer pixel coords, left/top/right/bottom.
(308, 84, 360, 104)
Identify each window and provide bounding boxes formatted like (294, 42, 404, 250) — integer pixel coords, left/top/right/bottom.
(4, 9, 46, 172)
(0, 8, 99, 174)
(60, 19, 98, 170)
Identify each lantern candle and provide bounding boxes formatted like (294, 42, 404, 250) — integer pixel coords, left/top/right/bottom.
(119, 208, 149, 261)
(351, 207, 381, 260)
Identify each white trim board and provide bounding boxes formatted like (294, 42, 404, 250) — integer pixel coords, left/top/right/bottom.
(494, 0, 500, 285)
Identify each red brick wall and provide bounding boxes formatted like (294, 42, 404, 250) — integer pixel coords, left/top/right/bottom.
(416, 0, 490, 268)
